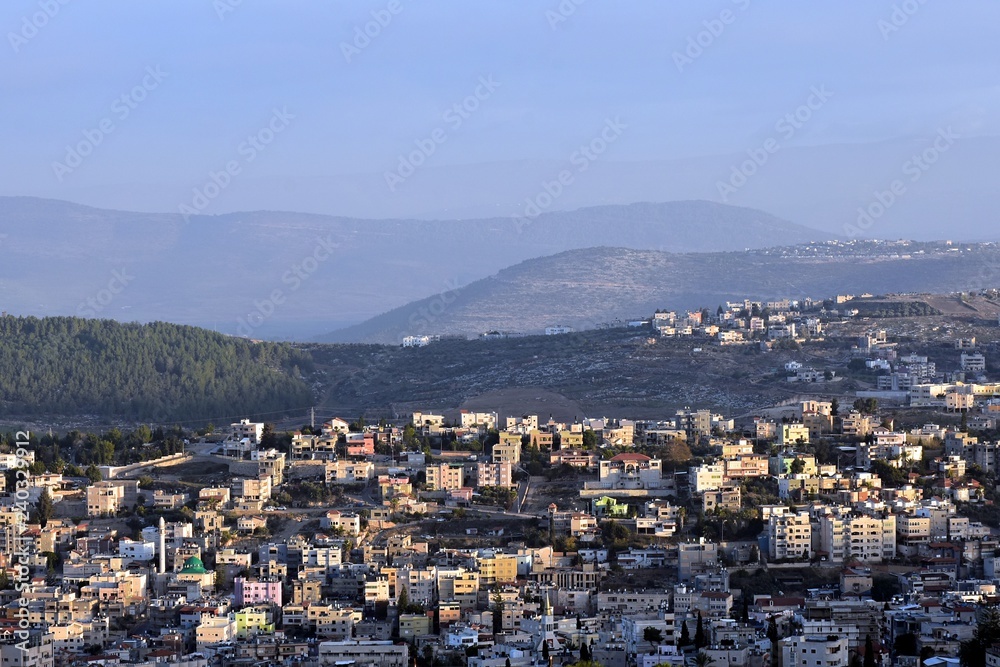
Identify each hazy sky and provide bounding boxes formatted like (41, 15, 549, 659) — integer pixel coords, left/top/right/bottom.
(2, 1, 999, 224)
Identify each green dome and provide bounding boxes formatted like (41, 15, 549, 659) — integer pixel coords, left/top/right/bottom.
(180, 556, 208, 574)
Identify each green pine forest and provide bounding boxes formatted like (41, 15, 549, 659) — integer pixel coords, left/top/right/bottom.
(0, 316, 314, 422)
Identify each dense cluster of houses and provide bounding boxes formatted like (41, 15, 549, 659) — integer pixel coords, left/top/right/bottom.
(4, 348, 1000, 667)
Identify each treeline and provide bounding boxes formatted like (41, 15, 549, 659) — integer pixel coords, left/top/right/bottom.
(851, 301, 942, 318)
(0, 316, 314, 422)
(0, 425, 187, 482)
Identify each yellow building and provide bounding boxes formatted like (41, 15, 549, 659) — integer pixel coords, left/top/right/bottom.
(235, 607, 276, 639)
(399, 613, 432, 639)
(477, 554, 518, 587)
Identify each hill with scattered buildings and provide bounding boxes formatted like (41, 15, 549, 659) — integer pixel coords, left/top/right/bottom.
(319, 241, 1000, 343)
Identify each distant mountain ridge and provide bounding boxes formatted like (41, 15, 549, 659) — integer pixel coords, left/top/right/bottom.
(0, 197, 833, 338)
(319, 242, 1000, 343)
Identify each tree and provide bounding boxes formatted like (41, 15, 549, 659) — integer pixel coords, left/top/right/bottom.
(960, 606, 1000, 667)
(679, 620, 690, 647)
(85, 464, 102, 483)
(831, 398, 840, 417)
(853, 398, 878, 415)
(492, 589, 505, 636)
(644, 627, 663, 645)
(397, 586, 409, 613)
(863, 635, 876, 667)
(542, 641, 550, 664)
(740, 595, 749, 623)
(34, 488, 54, 528)
(694, 652, 716, 667)
(767, 616, 779, 648)
(789, 458, 805, 475)
(695, 612, 706, 649)
(580, 642, 590, 662)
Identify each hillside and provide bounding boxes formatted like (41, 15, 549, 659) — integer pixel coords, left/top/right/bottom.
(0, 197, 832, 339)
(0, 316, 313, 424)
(321, 241, 1000, 343)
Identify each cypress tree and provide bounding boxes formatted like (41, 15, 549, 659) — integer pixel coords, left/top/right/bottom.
(695, 612, 706, 649)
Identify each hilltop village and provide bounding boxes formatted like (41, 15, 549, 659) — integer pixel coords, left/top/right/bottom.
(5, 296, 1000, 667)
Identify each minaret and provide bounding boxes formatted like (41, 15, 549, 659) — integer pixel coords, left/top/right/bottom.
(158, 517, 166, 574)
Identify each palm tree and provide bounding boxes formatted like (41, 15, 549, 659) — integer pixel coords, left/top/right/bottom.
(693, 651, 716, 667)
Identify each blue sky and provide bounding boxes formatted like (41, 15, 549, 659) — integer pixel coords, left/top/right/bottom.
(2, 1, 998, 222)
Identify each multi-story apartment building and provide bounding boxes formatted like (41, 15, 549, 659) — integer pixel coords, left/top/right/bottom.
(723, 454, 769, 479)
(86, 480, 140, 516)
(492, 438, 521, 465)
(476, 462, 514, 488)
(477, 553, 518, 587)
(232, 476, 271, 503)
(325, 460, 375, 484)
(235, 577, 283, 606)
(768, 511, 813, 561)
(426, 463, 465, 491)
(690, 463, 725, 492)
(818, 513, 896, 563)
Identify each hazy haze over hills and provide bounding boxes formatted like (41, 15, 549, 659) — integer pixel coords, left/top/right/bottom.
(0, 197, 831, 339)
(3, 3, 998, 241)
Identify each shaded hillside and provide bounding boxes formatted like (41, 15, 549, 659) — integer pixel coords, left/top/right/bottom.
(0, 316, 313, 422)
(322, 242, 1000, 343)
(0, 197, 832, 339)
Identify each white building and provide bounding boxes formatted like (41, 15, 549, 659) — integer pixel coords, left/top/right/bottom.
(118, 538, 156, 562)
(962, 352, 987, 372)
(690, 463, 725, 493)
(780, 635, 848, 667)
(402, 335, 433, 347)
(318, 641, 408, 667)
(818, 513, 896, 564)
(598, 454, 663, 489)
(768, 511, 812, 561)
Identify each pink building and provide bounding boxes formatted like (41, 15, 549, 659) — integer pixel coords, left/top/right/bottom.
(234, 577, 282, 606)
